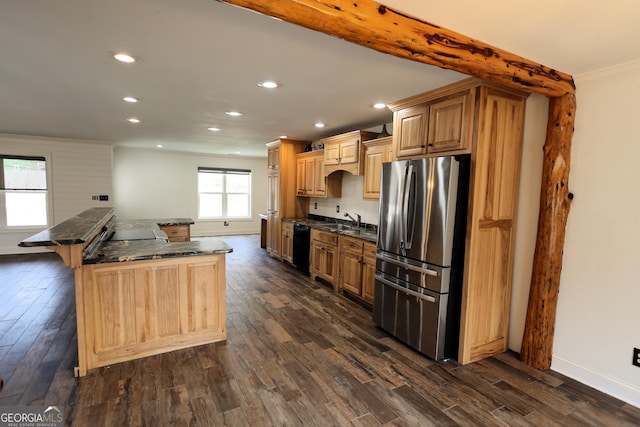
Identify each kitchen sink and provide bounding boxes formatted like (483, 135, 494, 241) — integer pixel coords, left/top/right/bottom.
(321, 223, 353, 230)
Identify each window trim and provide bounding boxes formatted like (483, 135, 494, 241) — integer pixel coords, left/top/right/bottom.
(197, 167, 252, 220)
(0, 153, 52, 231)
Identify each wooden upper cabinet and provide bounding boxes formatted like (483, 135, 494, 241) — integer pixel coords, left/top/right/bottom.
(363, 136, 393, 200)
(390, 86, 473, 159)
(321, 130, 377, 175)
(323, 143, 340, 166)
(304, 157, 315, 195)
(394, 104, 428, 158)
(313, 155, 326, 196)
(295, 151, 341, 198)
(295, 157, 306, 196)
(428, 92, 471, 153)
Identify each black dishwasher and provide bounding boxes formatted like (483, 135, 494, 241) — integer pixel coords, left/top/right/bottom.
(292, 223, 310, 275)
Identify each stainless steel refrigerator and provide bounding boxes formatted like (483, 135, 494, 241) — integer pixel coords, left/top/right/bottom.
(373, 155, 469, 361)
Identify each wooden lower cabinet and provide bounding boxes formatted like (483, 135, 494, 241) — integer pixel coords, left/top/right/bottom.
(310, 229, 339, 289)
(159, 224, 190, 242)
(76, 254, 227, 376)
(281, 222, 294, 263)
(339, 235, 376, 304)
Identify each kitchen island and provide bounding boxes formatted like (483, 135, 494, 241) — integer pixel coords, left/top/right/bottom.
(19, 207, 232, 377)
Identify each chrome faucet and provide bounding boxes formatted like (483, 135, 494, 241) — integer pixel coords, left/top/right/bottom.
(344, 212, 361, 228)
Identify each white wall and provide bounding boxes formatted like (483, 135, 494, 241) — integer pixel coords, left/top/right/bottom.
(509, 94, 548, 351)
(309, 173, 380, 225)
(0, 134, 113, 254)
(113, 147, 267, 236)
(549, 60, 640, 407)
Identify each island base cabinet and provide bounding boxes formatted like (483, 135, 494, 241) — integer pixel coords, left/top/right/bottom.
(76, 255, 227, 376)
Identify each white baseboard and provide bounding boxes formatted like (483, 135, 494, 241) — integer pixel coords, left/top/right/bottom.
(552, 355, 640, 409)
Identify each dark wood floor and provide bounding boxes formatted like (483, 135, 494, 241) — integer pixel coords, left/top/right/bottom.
(1, 235, 639, 426)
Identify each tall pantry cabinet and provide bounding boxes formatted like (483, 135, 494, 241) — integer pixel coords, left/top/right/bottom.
(265, 139, 308, 257)
(388, 78, 529, 364)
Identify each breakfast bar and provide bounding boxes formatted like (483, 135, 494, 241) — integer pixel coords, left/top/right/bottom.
(19, 207, 232, 377)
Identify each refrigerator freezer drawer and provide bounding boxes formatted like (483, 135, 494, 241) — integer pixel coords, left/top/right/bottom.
(373, 273, 451, 361)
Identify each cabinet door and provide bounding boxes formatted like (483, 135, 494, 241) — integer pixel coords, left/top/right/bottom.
(323, 244, 338, 284)
(361, 255, 376, 304)
(313, 156, 326, 196)
(427, 93, 470, 153)
(296, 158, 306, 196)
(304, 158, 315, 195)
(394, 104, 428, 158)
(266, 212, 280, 256)
(310, 240, 325, 277)
(363, 145, 385, 199)
(341, 251, 363, 295)
(267, 173, 279, 213)
(281, 224, 293, 263)
(324, 143, 340, 166)
(266, 173, 280, 256)
(338, 139, 359, 164)
(268, 146, 280, 171)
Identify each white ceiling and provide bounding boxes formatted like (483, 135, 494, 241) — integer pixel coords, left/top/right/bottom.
(2, 0, 639, 158)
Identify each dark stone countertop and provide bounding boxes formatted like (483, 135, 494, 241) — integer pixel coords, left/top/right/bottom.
(284, 217, 378, 243)
(18, 208, 231, 264)
(83, 238, 233, 264)
(18, 207, 115, 247)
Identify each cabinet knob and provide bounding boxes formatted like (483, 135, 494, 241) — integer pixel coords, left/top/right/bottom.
(428, 143, 433, 147)
(420, 144, 426, 148)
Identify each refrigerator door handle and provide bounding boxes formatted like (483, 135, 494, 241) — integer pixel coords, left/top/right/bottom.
(375, 273, 437, 303)
(376, 253, 439, 277)
(400, 163, 413, 255)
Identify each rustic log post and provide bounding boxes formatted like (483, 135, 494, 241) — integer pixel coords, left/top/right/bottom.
(218, 0, 577, 369)
(520, 94, 576, 368)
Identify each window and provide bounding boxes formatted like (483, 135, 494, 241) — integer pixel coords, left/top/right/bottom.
(0, 155, 49, 228)
(198, 167, 251, 219)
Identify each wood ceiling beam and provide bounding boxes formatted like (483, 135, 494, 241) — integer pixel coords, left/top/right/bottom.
(217, 0, 576, 370)
(217, 0, 575, 97)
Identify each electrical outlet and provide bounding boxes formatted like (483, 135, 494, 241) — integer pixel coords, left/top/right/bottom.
(336, 205, 340, 213)
(314, 202, 317, 210)
(223, 221, 229, 226)
(633, 348, 640, 367)
(99, 195, 109, 201)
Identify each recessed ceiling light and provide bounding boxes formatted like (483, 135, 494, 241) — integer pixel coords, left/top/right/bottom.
(156, 144, 163, 148)
(279, 135, 288, 139)
(113, 53, 136, 63)
(225, 111, 243, 117)
(258, 81, 279, 89)
(127, 117, 140, 123)
(314, 122, 326, 128)
(123, 97, 139, 103)
(373, 103, 387, 109)
(208, 127, 221, 132)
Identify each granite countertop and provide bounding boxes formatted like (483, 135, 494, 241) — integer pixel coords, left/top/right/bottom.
(83, 238, 233, 264)
(18, 208, 232, 264)
(116, 218, 195, 230)
(284, 217, 378, 243)
(18, 207, 115, 247)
